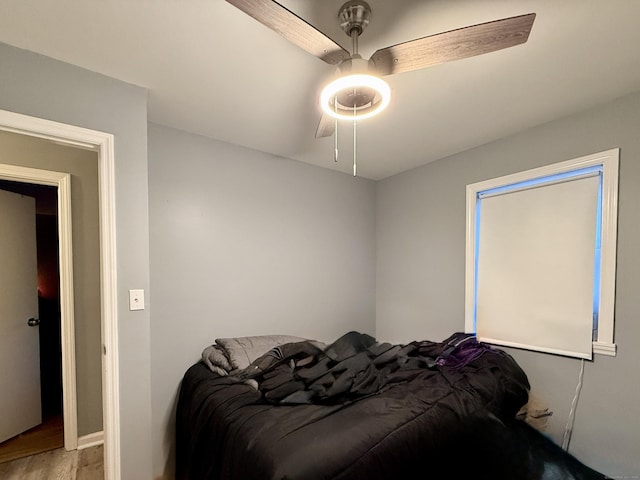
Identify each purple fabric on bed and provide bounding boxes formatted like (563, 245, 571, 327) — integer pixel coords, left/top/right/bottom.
(435, 332, 502, 369)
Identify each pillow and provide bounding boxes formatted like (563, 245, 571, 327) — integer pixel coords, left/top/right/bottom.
(201, 344, 233, 376)
(215, 335, 309, 370)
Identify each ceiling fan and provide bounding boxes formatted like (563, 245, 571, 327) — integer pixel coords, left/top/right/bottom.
(225, 0, 536, 139)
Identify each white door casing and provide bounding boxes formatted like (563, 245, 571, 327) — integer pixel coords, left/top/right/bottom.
(0, 110, 120, 480)
(0, 164, 77, 451)
(0, 189, 41, 443)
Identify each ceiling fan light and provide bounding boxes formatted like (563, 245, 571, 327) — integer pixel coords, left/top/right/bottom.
(320, 74, 390, 121)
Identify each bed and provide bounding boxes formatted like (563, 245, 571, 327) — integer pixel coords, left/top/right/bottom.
(175, 331, 609, 480)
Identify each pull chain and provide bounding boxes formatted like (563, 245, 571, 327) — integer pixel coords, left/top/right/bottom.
(334, 96, 338, 163)
(331, 89, 358, 177)
(353, 92, 357, 177)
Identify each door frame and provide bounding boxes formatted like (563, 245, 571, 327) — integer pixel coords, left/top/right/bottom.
(0, 110, 120, 480)
(0, 164, 76, 448)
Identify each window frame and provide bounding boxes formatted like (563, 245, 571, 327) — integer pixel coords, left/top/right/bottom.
(464, 149, 619, 356)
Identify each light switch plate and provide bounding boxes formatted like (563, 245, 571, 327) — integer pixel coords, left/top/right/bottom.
(129, 289, 145, 311)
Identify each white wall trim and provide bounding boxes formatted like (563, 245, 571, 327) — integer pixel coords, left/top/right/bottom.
(0, 109, 121, 480)
(593, 341, 617, 356)
(57, 172, 78, 450)
(78, 430, 104, 450)
(0, 164, 79, 450)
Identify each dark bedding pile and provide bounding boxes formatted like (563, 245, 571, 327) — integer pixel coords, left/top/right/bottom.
(227, 331, 525, 409)
(176, 331, 609, 480)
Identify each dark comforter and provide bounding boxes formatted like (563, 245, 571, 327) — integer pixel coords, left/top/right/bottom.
(176, 332, 608, 480)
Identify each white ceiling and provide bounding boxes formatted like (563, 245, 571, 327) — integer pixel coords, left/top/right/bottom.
(1, 1, 640, 180)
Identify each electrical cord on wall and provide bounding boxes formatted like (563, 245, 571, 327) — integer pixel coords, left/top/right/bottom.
(562, 358, 585, 451)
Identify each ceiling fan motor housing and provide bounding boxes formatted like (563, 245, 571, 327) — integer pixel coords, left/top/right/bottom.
(320, 54, 390, 120)
(335, 57, 378, 109)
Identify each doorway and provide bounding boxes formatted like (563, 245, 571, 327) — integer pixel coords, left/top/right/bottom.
(0, 180, 63, 463)
(0, 108, 120, 480)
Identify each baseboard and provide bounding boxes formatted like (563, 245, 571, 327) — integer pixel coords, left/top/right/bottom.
(77, 431, 104, 449)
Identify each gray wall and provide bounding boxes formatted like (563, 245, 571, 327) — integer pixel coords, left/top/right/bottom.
(376, 90, 640, 476)
(0, 42, 153, 478)
(0, 130, 102, 435)
(148, 123, 376, 479)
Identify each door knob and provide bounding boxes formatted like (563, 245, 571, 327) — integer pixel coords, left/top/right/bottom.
(27, 318, 40, 327)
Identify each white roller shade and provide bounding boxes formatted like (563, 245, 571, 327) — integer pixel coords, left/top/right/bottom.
(475, 174, 599, 359)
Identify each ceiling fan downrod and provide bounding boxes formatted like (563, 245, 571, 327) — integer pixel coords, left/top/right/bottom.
(338, 0, 371, 57)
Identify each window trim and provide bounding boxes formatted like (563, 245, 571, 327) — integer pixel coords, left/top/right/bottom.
(465, 149, 619, 356)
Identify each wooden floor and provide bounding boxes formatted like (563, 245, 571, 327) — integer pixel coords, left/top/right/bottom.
(0, 444, 103, 479)
(0, 415, 64, 464)
(0, 415, 103, 479)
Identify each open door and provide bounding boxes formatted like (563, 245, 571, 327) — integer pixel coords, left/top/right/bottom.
(0, 188, 41, 443)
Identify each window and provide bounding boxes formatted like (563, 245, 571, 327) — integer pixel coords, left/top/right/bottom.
(465, 149, 619, 358)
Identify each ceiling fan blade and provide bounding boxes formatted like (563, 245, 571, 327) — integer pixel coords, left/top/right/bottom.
(315, 113, 335, 139)
(370, 13, 536, 76)
(226, 0, 350, 65)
